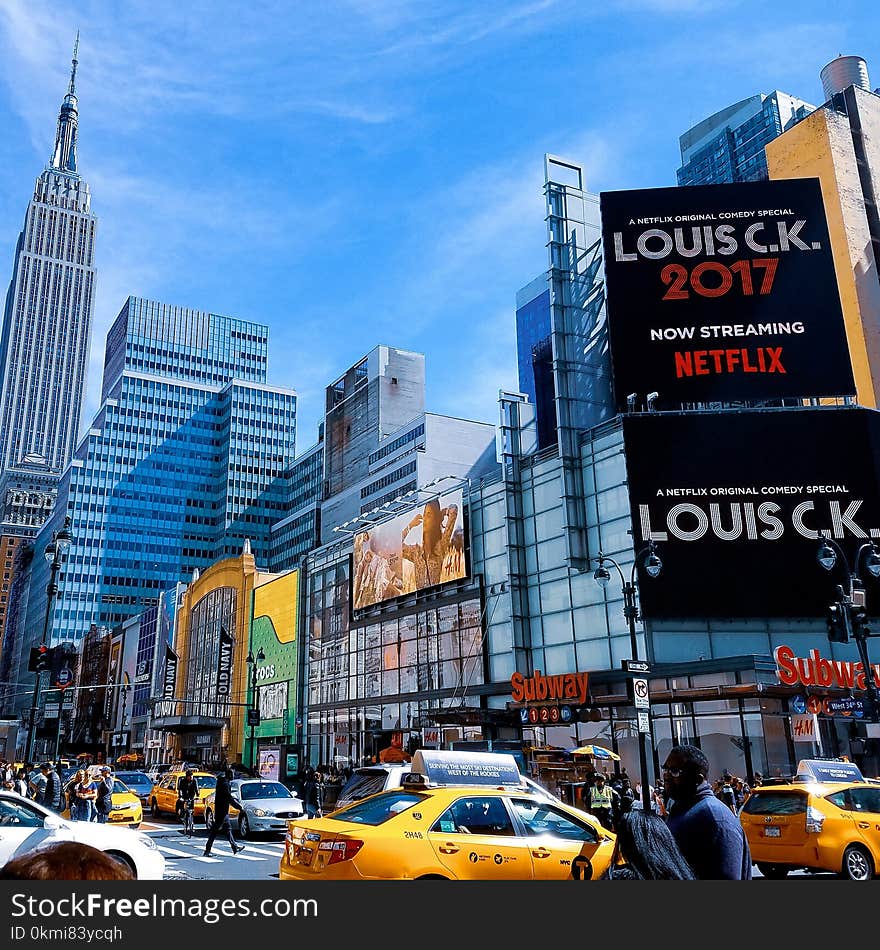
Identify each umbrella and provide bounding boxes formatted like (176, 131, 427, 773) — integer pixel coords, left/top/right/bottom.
(570, 744, 620, 760)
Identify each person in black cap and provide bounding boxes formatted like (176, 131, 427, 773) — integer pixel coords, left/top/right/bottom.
(95, 767, 114, 824)
(203, 769, 244, 857)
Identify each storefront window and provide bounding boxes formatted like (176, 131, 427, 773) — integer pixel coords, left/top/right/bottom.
(695, 713, 748, 780)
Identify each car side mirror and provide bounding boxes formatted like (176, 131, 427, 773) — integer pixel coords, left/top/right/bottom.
(43, 813, 65, 830)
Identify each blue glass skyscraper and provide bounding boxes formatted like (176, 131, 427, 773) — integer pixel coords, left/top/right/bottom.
(677, 91, 814, 185)
(11, 297, 296, 694)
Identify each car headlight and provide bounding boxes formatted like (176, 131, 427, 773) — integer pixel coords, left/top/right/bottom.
(138, 835, 158, 851)
(252, 808, 268, 817)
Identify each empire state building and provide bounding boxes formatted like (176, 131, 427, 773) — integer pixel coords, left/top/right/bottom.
(0, 36, 97, 517)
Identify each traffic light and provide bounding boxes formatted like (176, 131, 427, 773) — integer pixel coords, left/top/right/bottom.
(27, 643, 50, 672)
(850, 603, 870, 638)
(826, 603, 849, 643)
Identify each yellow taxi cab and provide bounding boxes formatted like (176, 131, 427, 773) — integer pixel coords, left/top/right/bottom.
(740, 758, 880, 880)
(148, 769, 218, 819)
(280, 750, 615, 881)
(61, 769, 143, 828)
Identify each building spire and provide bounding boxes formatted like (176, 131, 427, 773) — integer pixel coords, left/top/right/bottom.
(68, 31, 79, 97)
(50, 33, 80, 173)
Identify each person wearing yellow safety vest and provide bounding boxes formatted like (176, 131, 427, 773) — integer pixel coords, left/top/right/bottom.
(588, 774, 618, 831)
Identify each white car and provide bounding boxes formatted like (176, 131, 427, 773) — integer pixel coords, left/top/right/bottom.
(0, 791, 165, 880)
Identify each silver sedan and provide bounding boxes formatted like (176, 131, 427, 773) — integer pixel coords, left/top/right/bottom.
(205, 779, 305, 838)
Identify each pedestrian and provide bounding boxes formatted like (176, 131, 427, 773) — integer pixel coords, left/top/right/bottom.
(203, 768, 244, 857)
(662, 744, 752, 880)
(74, 770, 98, 822)
(94, 766, 114, 824)
(12, 769, 29, 797)
(41, 763, 63, 813)
(0, 841, 133, 880)
(603, 809, 696, 880)
(588, 773, 617, 831)
(29, 764, 47, 804)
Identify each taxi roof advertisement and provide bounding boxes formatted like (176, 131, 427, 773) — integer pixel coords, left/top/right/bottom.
(622, 407, 880, 618)
(600, 178, 855, 410)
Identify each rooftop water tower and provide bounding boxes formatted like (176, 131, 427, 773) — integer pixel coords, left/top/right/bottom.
(820, 55, 871, 100)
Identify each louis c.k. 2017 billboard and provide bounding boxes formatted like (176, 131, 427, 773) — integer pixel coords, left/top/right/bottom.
(623, 408, 880, 619)
(600, 178, 855, 409)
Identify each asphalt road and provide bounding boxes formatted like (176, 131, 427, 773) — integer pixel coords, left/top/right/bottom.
(140, 814, 285, 881)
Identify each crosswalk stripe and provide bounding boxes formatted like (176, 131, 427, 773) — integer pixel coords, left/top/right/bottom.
(222, 843, 282, 856)
(156, 844, 195, 858)
(192, 856, 224, 864)
(207, 845, 263, 861)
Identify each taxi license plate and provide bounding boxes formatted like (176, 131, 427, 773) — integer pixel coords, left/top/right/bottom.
(763, 827, 781, 837)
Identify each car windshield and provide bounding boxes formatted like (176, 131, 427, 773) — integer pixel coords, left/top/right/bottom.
(337, 770, 398, 803)
(194, 775, 217, 791)
(240, 782, 292, 801)
(331, 790, 425, 825)
(113, 780, 130, 795)
(117, 772, 150, 784)
(741, 792, 807, 815)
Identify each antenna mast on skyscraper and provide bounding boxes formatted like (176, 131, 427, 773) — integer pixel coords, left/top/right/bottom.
(69, 30, 80, 96)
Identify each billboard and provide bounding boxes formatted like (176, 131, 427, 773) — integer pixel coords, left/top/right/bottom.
(623, 408, 880, 618)
(352, 488, 467, 610)
(250, 571, 298, 737)
(600, 178, 855, 409)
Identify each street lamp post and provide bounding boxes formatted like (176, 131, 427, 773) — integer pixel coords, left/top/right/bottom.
(816, 534, 880, 721)
(593, 541, 663, 812)
(24, 517, 73, 766)
(245, 647, 265, 773)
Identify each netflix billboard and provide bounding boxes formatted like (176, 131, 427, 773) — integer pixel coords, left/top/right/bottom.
(600, 178, 855, 409)
(623, 408, 880, 618)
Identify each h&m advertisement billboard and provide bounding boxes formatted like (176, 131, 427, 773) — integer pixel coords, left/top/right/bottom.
(600, 178, 855, 409)
(623, 408, 880, 618)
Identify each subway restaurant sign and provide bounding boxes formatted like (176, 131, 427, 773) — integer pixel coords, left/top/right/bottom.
(774, 644, 880, 691)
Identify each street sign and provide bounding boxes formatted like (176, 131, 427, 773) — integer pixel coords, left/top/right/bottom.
(637, 711, 650, 733)
(632, 677, 650, 710)
(624, 659, 651, 674)
(54, 667, 74, 689)
(43, 703, 60, 719)
(791, 695, 807, 714)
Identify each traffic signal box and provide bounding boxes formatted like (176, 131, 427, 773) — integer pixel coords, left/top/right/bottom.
(27, 644, 49, 672)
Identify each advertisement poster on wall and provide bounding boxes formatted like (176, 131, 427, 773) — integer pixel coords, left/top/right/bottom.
(250, 571, 298, 739)
(623, 407, 880, 618)
(353, 487, 467, 610)
(258, 747, 281, 782)
(600, 178, 854, 409)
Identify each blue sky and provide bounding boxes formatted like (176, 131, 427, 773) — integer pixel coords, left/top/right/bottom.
(0, 0, 877, 449)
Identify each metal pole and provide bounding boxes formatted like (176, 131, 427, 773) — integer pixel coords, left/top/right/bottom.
(24, 557, 60, 765)
(625, 581, 652, 812)
(250, 664, 256, 773)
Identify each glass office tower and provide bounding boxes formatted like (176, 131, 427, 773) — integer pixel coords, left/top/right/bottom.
(13, 297, 296, 681)
(677, 91, 814, 185)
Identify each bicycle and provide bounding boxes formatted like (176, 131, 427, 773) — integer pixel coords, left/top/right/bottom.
(179, 798, 195, 837)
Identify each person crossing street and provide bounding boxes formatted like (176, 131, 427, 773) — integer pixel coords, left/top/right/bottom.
(203, 768, 244, 857)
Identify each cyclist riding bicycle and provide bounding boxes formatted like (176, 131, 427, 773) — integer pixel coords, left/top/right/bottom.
(177, 769, 198, 826)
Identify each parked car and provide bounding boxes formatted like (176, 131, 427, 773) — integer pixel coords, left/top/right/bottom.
(60, 772, 143, 828)
(280, 751, 613, 881)
(0, 791, 163, 879)
(148, 770, 217, 819)
(204, 779, 305, 837)
(740, 768, 880, 880)
(113, 771, 154, 808)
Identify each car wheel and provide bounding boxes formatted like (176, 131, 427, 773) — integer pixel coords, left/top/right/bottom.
(842, 844, 874, 881)
(106, 851, 137, 880)
(239, 814, 250, 839)
(756, 863, 790, 879)
(415, 874, 449, 880)
(205, 808, 214, 831)
(151, 799, 161, 819)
